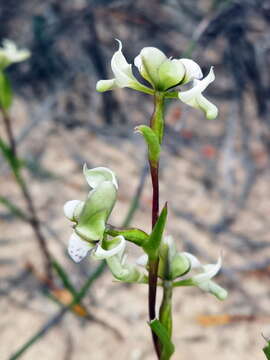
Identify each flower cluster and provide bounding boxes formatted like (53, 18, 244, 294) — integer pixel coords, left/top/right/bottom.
(96, 40, 218, 120)
(64, 166, 227, 299)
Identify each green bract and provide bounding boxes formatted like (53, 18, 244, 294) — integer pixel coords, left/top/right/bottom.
(96, 40, 218, 119)
(137, 235, 227, 300)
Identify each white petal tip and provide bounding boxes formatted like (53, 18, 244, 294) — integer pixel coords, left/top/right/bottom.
(136, 254, 148, 267)
(68, 232, 91, 263)
(63, 200, 82, 221)
(92, 235, 126, 260)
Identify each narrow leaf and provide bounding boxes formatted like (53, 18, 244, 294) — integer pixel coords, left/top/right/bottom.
(149, 319, 175, 360)
(135, 125, 160, 166)
(0, 137, 22, 173)
(143, 203, 167, 259)
(105, 225, 148, 246)
(0, 195, 28, 220)
(51, 259, 77, 296)
(0, 71, 13, 110)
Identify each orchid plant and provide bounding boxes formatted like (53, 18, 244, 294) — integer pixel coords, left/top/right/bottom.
(64, 40, 227, 359)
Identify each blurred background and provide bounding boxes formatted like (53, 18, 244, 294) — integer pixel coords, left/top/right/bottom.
(1, 0, 270, 359)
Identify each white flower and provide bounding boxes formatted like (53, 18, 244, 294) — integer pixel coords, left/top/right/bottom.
(96, 40, 218, 119)
(96, 40, 206, 93)
(178, 67, 218, 119)
(178, 253, 227, 300)
(0, 40, 30, 69)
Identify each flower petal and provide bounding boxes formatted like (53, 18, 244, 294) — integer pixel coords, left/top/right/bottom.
(193, 93, 218, 120)
(68, 232, 93, 263)
(179, 67, 215, 102)
(136, 253, 148, 267)
(192, 256, 222, 284)
(158, 59, 186, 90)
(198, 280, 228, 300)
(180, 58, 203, 83)
(83, 165, 118, 189)
(181, 252, 201, 269)
(96, 79, 117, 92)
(63, 200, 84, 221)
(96, 40, 154, 95)
(111, 39, 136, 86)
(134, 47, 167, 88)
(92, 235, 126, 260)
(178, 67, 218, 119)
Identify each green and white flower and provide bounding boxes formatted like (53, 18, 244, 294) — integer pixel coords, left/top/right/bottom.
(137, 235, 227, 299)
(0, 40, 30, 70)
(96, 40, 218, 119)
(64, 166, 119, 262)
(175, 252, 227, 300)
(134, 47, 201, 90)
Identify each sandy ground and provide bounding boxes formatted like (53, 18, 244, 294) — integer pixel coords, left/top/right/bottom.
(1, 97, 270, 360)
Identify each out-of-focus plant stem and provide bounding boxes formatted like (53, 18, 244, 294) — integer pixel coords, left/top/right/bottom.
(0, 107, 53, 282)
(9, 260, 106, 360)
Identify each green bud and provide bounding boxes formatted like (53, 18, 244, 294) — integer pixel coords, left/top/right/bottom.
(135, 125, 160, 167)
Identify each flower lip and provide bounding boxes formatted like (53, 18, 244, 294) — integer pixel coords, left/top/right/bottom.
(92, 235, 126, 260)
(83, 164, 118, 189)
(68, 232, 94, 263)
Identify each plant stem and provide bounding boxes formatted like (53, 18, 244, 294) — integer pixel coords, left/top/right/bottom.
(148, 92, 165, 359)
(1, 107, 17, 157)
(0, 107, 53, 282)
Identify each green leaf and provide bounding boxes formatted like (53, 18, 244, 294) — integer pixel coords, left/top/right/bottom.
(149, 319, 175, 360)
(105, 225, 148, 246)
(51, 259, 77, 297)
(143, 203, 167, 259)
(263, 338, 270, 359)
(135, 125, 160, 166)
(0, 71, 13, 110)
